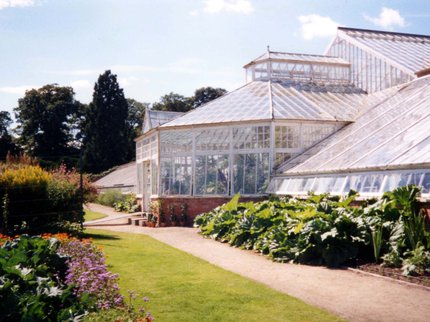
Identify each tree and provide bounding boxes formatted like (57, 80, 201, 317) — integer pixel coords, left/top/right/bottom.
(152, 92, 192, 112)
(152, 87, 227, 113)
(126, 98, 149, 135)
(82, 70, 130, 173)
(14, 85, 82, 163)
(191, 86, 226, 109)
(126, 98, 149, 157)
(0, 111, 19, 160)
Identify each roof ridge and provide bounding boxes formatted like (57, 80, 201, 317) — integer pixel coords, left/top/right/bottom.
(338, 26, 430, 39)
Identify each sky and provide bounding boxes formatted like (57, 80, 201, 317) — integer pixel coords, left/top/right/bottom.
(1, 0, 430, 119)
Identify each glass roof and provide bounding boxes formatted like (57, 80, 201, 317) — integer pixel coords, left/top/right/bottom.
(338, 27, 430, 74)
(143, 110, 184, 133)
(243, 51, 350, 68)
(277, 75, 430, 175)
(161, 80, 367, 128)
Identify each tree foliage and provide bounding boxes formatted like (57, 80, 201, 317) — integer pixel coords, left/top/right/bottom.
(152, 92, 192, 112)
(82, 70, 130, 173)
(0, 111, 19, 161)
(14, 85, 83, 164)
(126, 98, 148, 134)
(152, 87, 226, 113)
(191, 86, 226, 109)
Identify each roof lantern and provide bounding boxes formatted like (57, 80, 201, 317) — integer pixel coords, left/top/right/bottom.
(244, 49, 351, 84)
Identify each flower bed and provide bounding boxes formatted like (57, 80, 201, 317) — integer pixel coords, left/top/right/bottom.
(0, 233, 153, 321)
(195, 186, 430, 275)
(355, 262, 430, 287)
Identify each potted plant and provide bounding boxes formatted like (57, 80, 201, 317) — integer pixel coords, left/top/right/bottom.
(150, 200, 161, 216)
(147, 214, 157, 228)
(158, 212, 166, 227)
(168, 204, 177, 226)
(179, 213, 188, 227)
(170, 214, 178, 226)
(179, 203, 188, 226)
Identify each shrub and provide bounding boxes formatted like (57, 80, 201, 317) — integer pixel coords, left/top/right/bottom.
(0, 163, 93, 235)
(114, 194, 140, 213)
(96, 189, 126, 207)
(195, 186, 430, 269)
(401, 244, 430, 276)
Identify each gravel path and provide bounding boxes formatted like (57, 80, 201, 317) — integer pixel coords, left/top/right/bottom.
(87, 205, 430, 322)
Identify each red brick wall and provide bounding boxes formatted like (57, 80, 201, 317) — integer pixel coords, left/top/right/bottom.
(151, 196, 265, 226)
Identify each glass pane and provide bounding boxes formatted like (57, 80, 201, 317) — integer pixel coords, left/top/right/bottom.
(244, 154, 257, 194)
(382, 173, 410, 192)
(275, 152, 292, 167)
(234, 126, 270, 150)
(160, 131, 193, 155)
(160, 158, 173, 195)
(421, 173, 430, 194)
(302, 124, 338, 149)
(257, 153, 270, 193)
(151, 160, 158, 195)
(408, 173, 424, 186)
(313, 177, 336, 194)
(204, 155, 229, 195)
(172, 156, 192, 195)
(195, 156, 206, 195)
(137, 162, 143, 194)
(360, 174, 384, 194)
(195, 128, 230, 151)
(275, 126, 299, 149)
(233, 154, 245, 194)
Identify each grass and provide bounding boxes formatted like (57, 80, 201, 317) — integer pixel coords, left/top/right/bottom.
(84, 209, 107, 222)
(86, 229, 343, 322)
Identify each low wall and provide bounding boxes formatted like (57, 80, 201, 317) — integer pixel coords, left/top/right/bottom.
(151, 196, 266, 226)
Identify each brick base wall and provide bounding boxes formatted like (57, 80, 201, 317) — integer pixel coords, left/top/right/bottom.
(151, 196, 265, 226)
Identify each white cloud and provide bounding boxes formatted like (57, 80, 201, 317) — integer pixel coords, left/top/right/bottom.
(203, 0, 254, 14)
(0, 85, 36, 95)
(0, 0, 36, 10)
(298, 14, 339, 40)
(47, 69, 99, 76)
(364, 7, 405, 28)
(70, 80, 92, 90)
(118, 76, 138, 87)
(48, 59, 207, 77)
(189, 9, 199, 16)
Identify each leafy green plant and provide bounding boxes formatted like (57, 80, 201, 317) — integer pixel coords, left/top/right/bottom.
(0, 235, 92, 321)
(113, 194, 140, 213)
(195, 187, 430, 269)
(96, 189, 125, 207)
(401, 244, 430, 276)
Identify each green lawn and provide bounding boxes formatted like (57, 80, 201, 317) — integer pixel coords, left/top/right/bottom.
(84, 210, 107, 222)
(86, 229, 343, 322)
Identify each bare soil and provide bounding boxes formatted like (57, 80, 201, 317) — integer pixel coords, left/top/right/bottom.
(355, 262, 430, 288)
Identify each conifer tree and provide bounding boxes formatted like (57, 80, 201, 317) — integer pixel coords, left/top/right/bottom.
(82, 70, 129, 173)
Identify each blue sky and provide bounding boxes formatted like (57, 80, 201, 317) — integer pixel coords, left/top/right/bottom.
(1, 0, 429, 118)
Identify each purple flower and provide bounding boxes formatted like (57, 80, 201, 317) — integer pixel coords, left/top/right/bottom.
(143, 296, 150, 302)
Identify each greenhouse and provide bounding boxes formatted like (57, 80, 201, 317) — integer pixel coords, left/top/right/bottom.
(136, 27, 430, 214)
